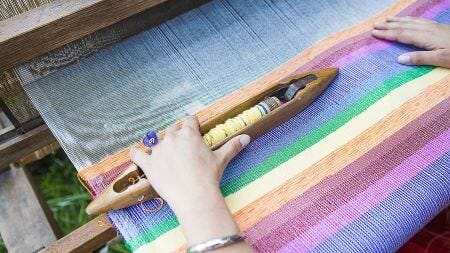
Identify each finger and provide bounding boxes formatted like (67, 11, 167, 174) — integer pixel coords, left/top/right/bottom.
(373, 21, 421, 30)
(165, 122, 179, 134)
(214, 134, 250, 165)
(398, 49, 450, 68)
(386, 16, 437, 24)
(371, 29, 427, 48)
(182, 115, 200, 131)
(130, 148, 153, 172)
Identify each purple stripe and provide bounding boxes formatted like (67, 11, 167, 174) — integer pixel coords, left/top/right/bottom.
(421, 0, 450, 18)
(280, 129, 450, 252)
(398, 0, 450, 19)
(245, 98, 450, 251)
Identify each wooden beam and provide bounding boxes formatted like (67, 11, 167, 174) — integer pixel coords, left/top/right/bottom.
(41, 215, 115, 253)
(0, 124, 55, 170)
(17, 141, 60, 167)
(0, 166, 62, 253)
(0, 0, 169, 71)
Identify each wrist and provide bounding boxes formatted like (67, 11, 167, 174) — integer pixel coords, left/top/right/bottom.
(170, 189, 239, 245)
(166, 182, 222, 213)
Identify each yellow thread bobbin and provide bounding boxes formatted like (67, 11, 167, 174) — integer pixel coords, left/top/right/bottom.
(202, 96, 281, 147)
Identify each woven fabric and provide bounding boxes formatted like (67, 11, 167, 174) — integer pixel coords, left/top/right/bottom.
(78, 1, 450, 252)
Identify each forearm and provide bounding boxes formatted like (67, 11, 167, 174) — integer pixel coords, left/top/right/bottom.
(171, 188, 253, 252)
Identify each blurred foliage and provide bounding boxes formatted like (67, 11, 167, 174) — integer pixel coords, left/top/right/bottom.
(0, 150, 130, 252)
(0, 237, 5, 253)
(29, 150, 93, 234)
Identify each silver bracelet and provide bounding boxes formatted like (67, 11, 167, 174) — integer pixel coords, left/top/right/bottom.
(187, 234, 244, 253)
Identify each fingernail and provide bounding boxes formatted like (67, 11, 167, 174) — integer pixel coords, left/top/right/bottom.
(373, 22, 382, 26)
(398, 54, 411, 65)
(130, 148, 138, 158)
(239, 135, 251, 147)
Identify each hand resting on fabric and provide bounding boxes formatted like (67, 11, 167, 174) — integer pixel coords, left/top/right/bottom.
(130, 115, 253, 252)
(372, 16, 450, 68)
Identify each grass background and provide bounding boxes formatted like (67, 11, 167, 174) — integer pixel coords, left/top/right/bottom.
(0, 150, 130, 253)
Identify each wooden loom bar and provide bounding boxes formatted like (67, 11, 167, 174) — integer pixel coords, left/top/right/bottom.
(0, 0, 169, 71)
(40, 215, 115, 253)
(0, 124, 55, 170)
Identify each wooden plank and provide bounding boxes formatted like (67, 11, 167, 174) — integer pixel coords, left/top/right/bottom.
(17, 141, 60, 167)
(0, 0, 169, 71)
(0, 124, 55, 170)
(41, 215, 116, 253)
(0, 166, 62, 253)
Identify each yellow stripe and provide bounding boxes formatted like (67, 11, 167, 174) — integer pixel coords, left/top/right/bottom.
(135, 227, 186, 253)
(135, 67, 450, 253)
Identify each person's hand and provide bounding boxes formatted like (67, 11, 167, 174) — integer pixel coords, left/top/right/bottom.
(130, 115, 253, 252)
(372, 16, 450, 68)
(130, 115, 250, 211)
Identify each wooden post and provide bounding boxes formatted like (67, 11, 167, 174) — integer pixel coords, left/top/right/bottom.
(0, 166, 62, 253)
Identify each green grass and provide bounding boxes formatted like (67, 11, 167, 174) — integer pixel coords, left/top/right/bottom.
(0, 150, 130, 252)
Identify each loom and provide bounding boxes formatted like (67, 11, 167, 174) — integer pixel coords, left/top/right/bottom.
(1, 0, 449, 252)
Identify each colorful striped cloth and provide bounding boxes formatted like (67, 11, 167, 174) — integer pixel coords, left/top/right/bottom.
(80, 0, 450, 252)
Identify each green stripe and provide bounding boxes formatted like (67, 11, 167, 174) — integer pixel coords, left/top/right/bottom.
(126, 66, 434, 250)
(125, 215, 180, 250)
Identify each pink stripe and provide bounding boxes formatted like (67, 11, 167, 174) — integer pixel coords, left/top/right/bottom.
(280, 129, 450, 252)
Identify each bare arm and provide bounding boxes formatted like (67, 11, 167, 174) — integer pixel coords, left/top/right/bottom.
(372, 16, 450, 68)
(131, 115, 253, 252)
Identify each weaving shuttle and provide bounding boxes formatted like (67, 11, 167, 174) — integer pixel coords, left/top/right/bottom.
(86, 67, 338, 215)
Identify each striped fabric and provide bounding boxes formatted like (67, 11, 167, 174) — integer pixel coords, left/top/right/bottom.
(81, 0, 450, 252)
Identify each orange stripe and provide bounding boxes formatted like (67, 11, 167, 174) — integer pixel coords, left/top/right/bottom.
(78, 0, 416, 181)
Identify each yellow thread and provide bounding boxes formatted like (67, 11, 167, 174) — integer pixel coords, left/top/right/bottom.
(128, 177, 137, 185)
(77, 173, 92, 194)
(202, 97, 281, 147)
(138, 196, 164, 213)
